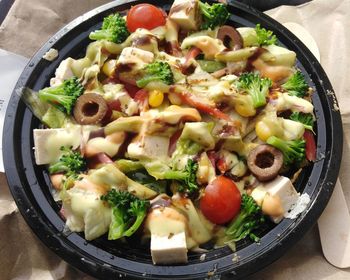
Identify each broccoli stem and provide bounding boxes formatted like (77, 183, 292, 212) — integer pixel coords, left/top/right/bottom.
(123, 211, 147, 237)
(48, 161, 70, 174)
(109, 208, 127, 240)
(250, 87, 267, 108)
(136, 76, 161, 88)
(163, 170, 188, 181)
(89, 30, 114, 42)
(199, 2, 211, 18)
(267, 136, 305, 166)
(226, 212, 246, 235)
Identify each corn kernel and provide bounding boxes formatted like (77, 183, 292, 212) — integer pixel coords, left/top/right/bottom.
(255, 121, 273, 142)
(234, 102, 256, 117)
(234, 95, 256, 117)
(102, 59, 117, 77)
(148, 90, 164, 107)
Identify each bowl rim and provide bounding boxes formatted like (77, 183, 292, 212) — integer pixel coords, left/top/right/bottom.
(2, 0, 343, 279)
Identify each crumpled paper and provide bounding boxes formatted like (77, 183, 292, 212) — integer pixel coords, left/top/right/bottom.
(0, 0, 349, 279)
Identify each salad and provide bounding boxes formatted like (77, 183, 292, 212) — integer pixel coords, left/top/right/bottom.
(28, 0, 316, 265)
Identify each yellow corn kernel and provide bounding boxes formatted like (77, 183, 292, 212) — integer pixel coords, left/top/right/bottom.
(234, 102, 256, 117)
(255, 121, 273, 142)
(102, 59, 117, 77)
(148, 90, 164, 107)
(234, 95, 256, 117)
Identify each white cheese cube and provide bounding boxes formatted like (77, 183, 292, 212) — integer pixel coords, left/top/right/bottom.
(50, 58, 74, 87)
(33, 127, 81, 165)
(127, 135, 170, 161)
(251, 176, 300, 223)
(151, 232, 188, 264)
(146, 207, 189, 264)
(64, 184, 111, 240)
(169, 0, 200, 31)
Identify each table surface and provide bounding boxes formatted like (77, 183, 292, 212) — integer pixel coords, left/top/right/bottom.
(0, 0, 312, 25)
(0, 0, 349, 279)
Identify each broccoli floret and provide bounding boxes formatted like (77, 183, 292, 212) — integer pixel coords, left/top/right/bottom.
(48, 146, 86, 177)
(225, 194, 265, 244)
(162, 159, 199, 194)
(281, 71, 309, 98)
(199, 1, 230, 30)
(101, 189, 150, 240)
(89, 13, 129, 44)
(267, 136, 306, 166)
(235, 72, 272, 108)
(290, 112, 314, 131)
(136, 61, 174, 88)
(255, 24, 277, 46)
(38, 77, 84, 114)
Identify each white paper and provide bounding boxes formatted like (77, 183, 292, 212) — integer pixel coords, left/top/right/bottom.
(0, 49, 28, 172)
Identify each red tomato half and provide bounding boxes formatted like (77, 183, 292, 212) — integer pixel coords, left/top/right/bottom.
(127, 4, 166, 32)
(200, 176, 241, 225)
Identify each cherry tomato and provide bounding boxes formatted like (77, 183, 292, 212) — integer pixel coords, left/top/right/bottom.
(304, 130, 316, 161)
(200, 176, 241, 224)
(127, 4, 166, 32)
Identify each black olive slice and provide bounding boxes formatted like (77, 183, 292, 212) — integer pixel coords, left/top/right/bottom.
(217, 25, 243, 51)
(247, 144, 283, 182)
(73, 93, 108, 125)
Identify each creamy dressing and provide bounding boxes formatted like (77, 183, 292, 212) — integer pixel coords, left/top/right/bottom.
(181, 36, 226, 59)
(172, 195, 213, 246)
(85, 135, 124, 157)
(146, 207, 187, 236)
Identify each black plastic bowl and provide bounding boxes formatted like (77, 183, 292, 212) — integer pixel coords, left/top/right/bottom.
(2, 0, 343, 279)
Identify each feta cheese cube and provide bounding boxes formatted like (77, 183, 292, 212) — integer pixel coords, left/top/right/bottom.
(146, 207, 188, 264)
(33, 127, 81, 165)
(127, 135, 170, 161)
(251, 176, 300, 223)
(151, 232, 188, 264)
(169, 0, 200, 30)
